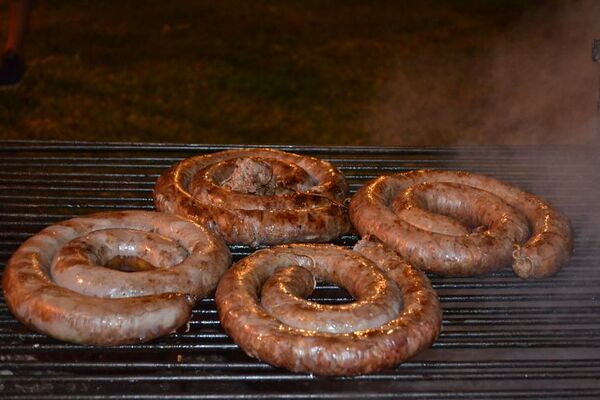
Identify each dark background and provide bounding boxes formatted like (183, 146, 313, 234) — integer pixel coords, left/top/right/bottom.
(0, 0, 598, 145)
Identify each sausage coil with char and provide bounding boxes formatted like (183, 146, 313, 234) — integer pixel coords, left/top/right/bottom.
(153, 148, 350, 245)
(215, 240, 442, 376)
(349, 170, 573, 278)
(2, 211, 231, 345)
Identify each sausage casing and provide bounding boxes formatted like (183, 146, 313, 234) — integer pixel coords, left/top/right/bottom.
(2, 211, 231, 345)
(349, 170, 572, 278)
(215, 241, 442, 376)
(154, 148, 351, 245)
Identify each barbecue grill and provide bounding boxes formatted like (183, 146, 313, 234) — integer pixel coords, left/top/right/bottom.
(1, 140, 599, 399)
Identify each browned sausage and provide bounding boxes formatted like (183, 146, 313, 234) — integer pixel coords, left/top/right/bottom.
(215, 240, 442, 376)
(153, 148, 351, 245)
(2, 211, 231, 345)
(349, 170, 572, 278)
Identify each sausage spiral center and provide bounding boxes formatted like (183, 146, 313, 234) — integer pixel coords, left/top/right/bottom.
(259, 252, 403, 334)
(215, 241, 442, 376)
(349, 170, 573, 278)
(154, 148, 351, 245)
(200, 156, 316, 197)
(2, 211, 231, 345)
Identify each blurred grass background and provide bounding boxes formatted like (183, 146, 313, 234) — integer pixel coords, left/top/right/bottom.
(1, 0, 586, 145)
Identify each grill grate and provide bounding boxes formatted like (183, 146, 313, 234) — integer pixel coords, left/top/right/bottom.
(1, 140, 599, 399)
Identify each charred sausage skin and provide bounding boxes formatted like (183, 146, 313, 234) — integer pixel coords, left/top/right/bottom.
(215, 241, 442, 376)
(349, 170, 572, 278)
(154, 148, 350, 246)
(2, 211, 231, 345)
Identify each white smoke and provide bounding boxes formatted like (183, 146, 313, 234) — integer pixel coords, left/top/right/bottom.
(368, 1, 600, 145)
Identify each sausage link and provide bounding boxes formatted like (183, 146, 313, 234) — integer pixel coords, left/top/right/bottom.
(349, 170, 572, 278)
(153, 148, 350, 245)
(2, 211, 231, 345)
(260, 254, 403, 333)
(215, 241, 442, 376)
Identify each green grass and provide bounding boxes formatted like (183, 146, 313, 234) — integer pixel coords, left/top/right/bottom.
(0, 0, 546, 145)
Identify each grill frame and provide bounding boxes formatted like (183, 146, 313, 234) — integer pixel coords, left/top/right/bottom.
(0, 140, 599, 399)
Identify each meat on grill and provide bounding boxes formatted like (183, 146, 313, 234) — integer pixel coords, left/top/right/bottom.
(215, 240, 442, 376)
(2, 211, 231, 345)
(153, 148, 351, 246)
(349, 170, 573, 278)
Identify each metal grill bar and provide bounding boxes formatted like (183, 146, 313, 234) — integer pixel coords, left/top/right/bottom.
(0, 141, 599, 399)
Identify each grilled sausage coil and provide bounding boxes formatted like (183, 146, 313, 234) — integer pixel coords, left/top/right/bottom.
(215, 240, 442, 376)
(2, 211, 231, 345)
(349, 170, 573, 278)
(153, 148, 350, 245)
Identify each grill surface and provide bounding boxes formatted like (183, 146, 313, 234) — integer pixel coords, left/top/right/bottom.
(1, 140, 599, 399)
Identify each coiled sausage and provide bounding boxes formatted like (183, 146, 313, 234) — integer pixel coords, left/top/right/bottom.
(154, 148, 350, 245)
(2, 211, 231, 345)
(215, 240, 442, 376)
(349, 170, 572, 278)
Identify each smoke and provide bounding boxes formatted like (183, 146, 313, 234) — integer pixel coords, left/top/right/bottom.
(368, 1, 600, 145)
(366, 0, 600, 269)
